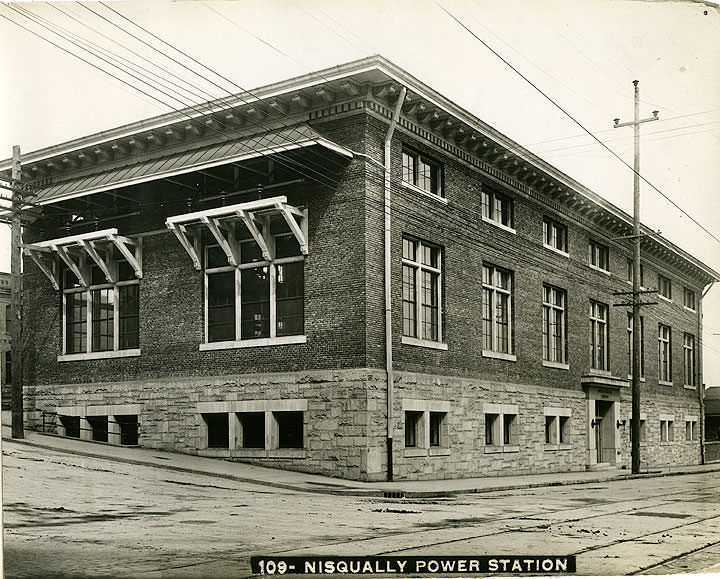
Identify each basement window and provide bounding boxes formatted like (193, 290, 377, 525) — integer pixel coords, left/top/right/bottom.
(484, 404, 519, 451)
(86, 416, 108, 443)
(60, 415, 80, 438)
(275, 411, 304, 449)
(238, 412, 265, 448)
(405, 410, 423, 448)
(116, 415, 139, 445)
(203, 413, 229, 448)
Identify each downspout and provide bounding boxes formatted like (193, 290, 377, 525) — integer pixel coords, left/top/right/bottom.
(385, 87, 407, 482)
(698, 280, 715, 464)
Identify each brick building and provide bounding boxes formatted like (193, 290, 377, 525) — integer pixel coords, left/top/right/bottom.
(0, 271, 11, 423)
(3, 56, 717, 481)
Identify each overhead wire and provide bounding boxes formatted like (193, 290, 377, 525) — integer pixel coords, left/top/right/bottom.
(436, 3, 720, 247)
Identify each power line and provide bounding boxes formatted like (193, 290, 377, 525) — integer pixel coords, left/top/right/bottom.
(437, 3, 720, 247)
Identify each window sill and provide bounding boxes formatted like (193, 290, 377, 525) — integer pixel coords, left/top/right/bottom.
(543, 360, 569, 370)
(588, 368, 612, 377)
(684, 384, 697, 390)
(544, 443, 571, 452)
(198, 448, 306, 459)
(659, 380, 674, 387)
(627, 375, 646, 382)
(200, 335, 306, 351)
(58, 349, 141, 362)
(404, 447, 451, 458)
(482, 350, 516, 362)
(543, 244, 569, 258)
(481, 216, 516, 235)
(401, 181, 448, 205)
(589, 264, 611, 276)
(683, 306, 697, 314)
(402, 336, 448, 350)
(658, 295, 673, 304)
(484, 445, 519, 454)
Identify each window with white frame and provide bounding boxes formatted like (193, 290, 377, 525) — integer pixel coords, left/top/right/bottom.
(627, 313, 645, 378)
(589, 300, 609, 371)
(403, 400, 450, 452)
(484, 404, 518, 449)
(402, 147, 443, 197)
(542, 285, 567, 364)
(402, 237, 443, 343)
(658, 324, 672, 383)
(685, 419, 698, 441)
(684, 287, 696, 311)
(684, 333, 696, 387)
(660, 419, 674, 442)
(588, 240, 609, 271)
(205, 232, 304, 344)
(482, 264, 513, 356)
(63, 257, 139, 355)
(626, 259, 645, 286)
(544, 408, 571, 446)
(658, 274, 672, 300)
(482, 189, 514, 230)
(543, 216, 568, 254)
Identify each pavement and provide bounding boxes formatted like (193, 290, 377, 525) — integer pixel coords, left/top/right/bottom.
(4, 430, 720, 498)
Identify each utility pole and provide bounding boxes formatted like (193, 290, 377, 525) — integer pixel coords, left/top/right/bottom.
(11, 145, 24, 439)
(614, 81, 658, 474)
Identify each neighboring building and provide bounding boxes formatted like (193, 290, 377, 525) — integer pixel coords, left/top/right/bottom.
(704, 387, 720, 463)
(1, 56, 717, 481)
(0, 272, 11, 423)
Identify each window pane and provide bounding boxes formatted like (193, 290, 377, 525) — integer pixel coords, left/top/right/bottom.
(275, 235, 301, 258)
(240, 240, 264, 264)
(402, 264, 417, 337)
(241, 267, 270, 339)
(276, 262, 304, 336)
(421, 271, 439, 340)
(208, 271, 236, 342)
(206, 245, 228, 268)
(405, 411, 421, 448)
(430, 412, 443, 447)
(204, 413, 229, 448)
(402, 238, 415, 261)
(65, 292, 87, 354)
(402, 151, 414, 184)
(119, 285, 139, 349)
(91, 288, 114, 352)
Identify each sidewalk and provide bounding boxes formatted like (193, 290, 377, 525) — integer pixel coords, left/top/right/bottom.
(4, 431, 720, 498)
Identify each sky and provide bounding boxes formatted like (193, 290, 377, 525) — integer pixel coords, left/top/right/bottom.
(0, 0, 719, 383)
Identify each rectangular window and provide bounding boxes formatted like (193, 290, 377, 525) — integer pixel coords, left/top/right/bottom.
(405, 410, 422, 448)
(205, 234, 304, 344)
(485, 411, 517, 447)
(626, 259, 645, 286)
(87, 415, 108, 443)
(684, 287, 696, 311)
(658, 274, 672, 300)
(63, 260, 140, 355)
(684, 333, 696, 387)
(203, 413, 229, 448)
(559, 416, 569, 444)
(544, 411, 571, 446)
(660, 419, 674, 442)
(658, 324, 672, 383)
(685, 420, 698, 441)
(238, 412, 265, 448)
(482, 190, 514, 229)
(402, 237, 442, 342)
(485, 413, 499, 445)
(482, 264, 513, 355)
(116, 415, 139, 446)
(275, 411, 303, 449)
(402, 147, 443, 197)
(543, 285, 567, 364)
(429, 412, 446, 447)
(60, 415, 80, 438)
(589, 240, 609, 271)
(627, 313, 645, 378)
(545, 416, 556, 444)
(589, 300, 609, 371)
(543, 216, 568, 254)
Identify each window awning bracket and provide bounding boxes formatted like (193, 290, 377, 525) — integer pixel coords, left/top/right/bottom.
(237, 209, 272, 261)
(200, 216, 238, 266)
(111, 234, 143, 279)
(81, 239, 115, 283)
(275, 202, 308, 256)
(167, 222, 202, 271)
(54, 244, 89, 287)
(23, 245, 60, 290)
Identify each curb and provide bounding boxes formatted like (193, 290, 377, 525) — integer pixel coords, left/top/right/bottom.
(4, 435, 720, 499)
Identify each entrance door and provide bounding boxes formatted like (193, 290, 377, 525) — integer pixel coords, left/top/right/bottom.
(594, 400, 615, 465)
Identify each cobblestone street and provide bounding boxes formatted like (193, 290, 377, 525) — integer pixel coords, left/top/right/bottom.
(3, 440, 720, 578)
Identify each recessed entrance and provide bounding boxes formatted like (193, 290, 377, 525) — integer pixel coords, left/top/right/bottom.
(593, 400, 615, 465)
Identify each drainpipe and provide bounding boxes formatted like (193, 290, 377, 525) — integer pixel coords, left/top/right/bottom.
(698, 280, 715, 464)
(385, 87, 407, 482)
